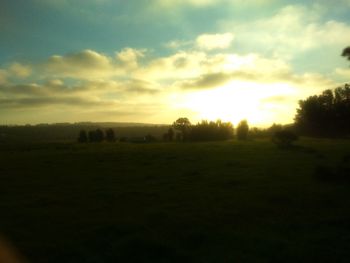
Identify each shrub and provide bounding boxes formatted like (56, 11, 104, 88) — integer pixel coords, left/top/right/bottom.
(272, 130, 298, 148)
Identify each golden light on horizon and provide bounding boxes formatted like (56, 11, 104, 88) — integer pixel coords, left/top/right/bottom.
(178, 81, 297, 127)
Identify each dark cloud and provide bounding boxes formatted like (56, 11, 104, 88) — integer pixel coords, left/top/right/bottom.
(0, 95, 113, 109)
(180, 72, 232, 89)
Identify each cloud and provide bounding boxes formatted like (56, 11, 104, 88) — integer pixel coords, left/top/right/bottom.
(155, 0, 218, 7)
(0, 70, 8, 84)
(9, 63, 32, 78)
(179, 72, 232, 89)
(0, 96, 113, 109)
(43, 49, 115, 79)
(119, 79, 160, 94)
(116, 48, 146, 69)
(221, 4, 350, 59)
(175, 53, 336, 91)
(262, 95, 291, 103)
(196, 33, 234, 50)
(334, 67, 350, 81)
(153, 0, 275, 8)
(164, 40, 192, 49)
(139, 51, 207, 80)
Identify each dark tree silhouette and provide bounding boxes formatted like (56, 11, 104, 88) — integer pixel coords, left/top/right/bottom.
(145, 134, 157, 142)
(95, 129, 104, 142)
(88, 130, 97, 142)
(163, 127, 175, 141)
(105, 128, 116, 142)
(189, 120, 234, 141)
(167, 128, 174, 141)
(236, 120, 249, 140)
(173, 117, 191, 141)
(295, 84, 350, 136)
(272, 130, 298, 148)
(78, 130, 88, 143)
(88, 129, 104, 142)
(342, 46, 350, 61)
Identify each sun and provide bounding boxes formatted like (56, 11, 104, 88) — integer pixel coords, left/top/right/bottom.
(177, 81, 296, 127)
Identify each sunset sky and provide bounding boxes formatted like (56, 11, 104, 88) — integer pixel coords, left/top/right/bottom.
(1, 0, 350, 126)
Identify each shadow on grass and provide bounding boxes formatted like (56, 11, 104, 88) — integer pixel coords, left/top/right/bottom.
(276, 144, 317, 154)
(314, 153, 350, 183)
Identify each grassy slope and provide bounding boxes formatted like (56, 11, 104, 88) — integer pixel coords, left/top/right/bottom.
(0, 138, 350, 262)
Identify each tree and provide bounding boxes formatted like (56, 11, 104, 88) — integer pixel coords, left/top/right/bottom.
(88, 129, 104, 142)
(77, 130, 88, 143)
(167, 128, 174, 141)
(236, 120, 249, 140)
(189, 120, 234, 141)
(95, 129, 104, 142)
(295, 84, 350, 136)
(173, 117, 191, 141)
(105, 128, 116, 142)
(342, 46, 350, 61)
(88, 130, 97, 142)
(163, 127, 175, 142)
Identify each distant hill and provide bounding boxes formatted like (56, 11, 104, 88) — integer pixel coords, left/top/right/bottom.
(0, 122, 169, 143)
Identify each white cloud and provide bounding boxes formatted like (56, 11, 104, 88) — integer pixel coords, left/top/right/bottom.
(138, 51, 207, 80)
(196, 33, 234, 50)
(164, 40, 192, 49)
(116, 48, 146, 69)
(221, 4, 350, 59)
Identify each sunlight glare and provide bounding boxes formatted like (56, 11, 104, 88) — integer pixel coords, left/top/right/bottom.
(180, 81, 296, 126)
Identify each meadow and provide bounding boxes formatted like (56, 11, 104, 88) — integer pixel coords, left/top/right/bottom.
(1, 138, 350, 262)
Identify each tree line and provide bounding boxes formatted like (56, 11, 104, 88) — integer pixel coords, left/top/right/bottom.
(164, 118, 249, 142)
(295, 84, 350, 136)
(78, 128, 116, 143)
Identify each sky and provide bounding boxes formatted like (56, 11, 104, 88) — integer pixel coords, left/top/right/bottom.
(0, 0, 350, 126)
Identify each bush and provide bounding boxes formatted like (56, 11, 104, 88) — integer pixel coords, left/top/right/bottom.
(272, 130, 298, 148)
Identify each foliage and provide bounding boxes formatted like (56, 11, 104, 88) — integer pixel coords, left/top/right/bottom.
(171, 118, 234, 141)
(189, 120, 234, 141)
(236, 120, 249, 140)
(88, 129, 105, 142)
(172, 118, 191, 141)
(144, 134, 157, 142)
(163, 128, 174, 141)
(105, 128, 116, 142)
(77, 130, 88, 143)
(295, 84, 350, 136)
(272, 130, 298, 148)
(342, 46, 350, 61)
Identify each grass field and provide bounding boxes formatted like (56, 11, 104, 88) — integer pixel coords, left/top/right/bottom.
(1, 138, 350, 262)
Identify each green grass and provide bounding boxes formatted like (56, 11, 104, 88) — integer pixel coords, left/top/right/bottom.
(1, 138, 350, 262)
